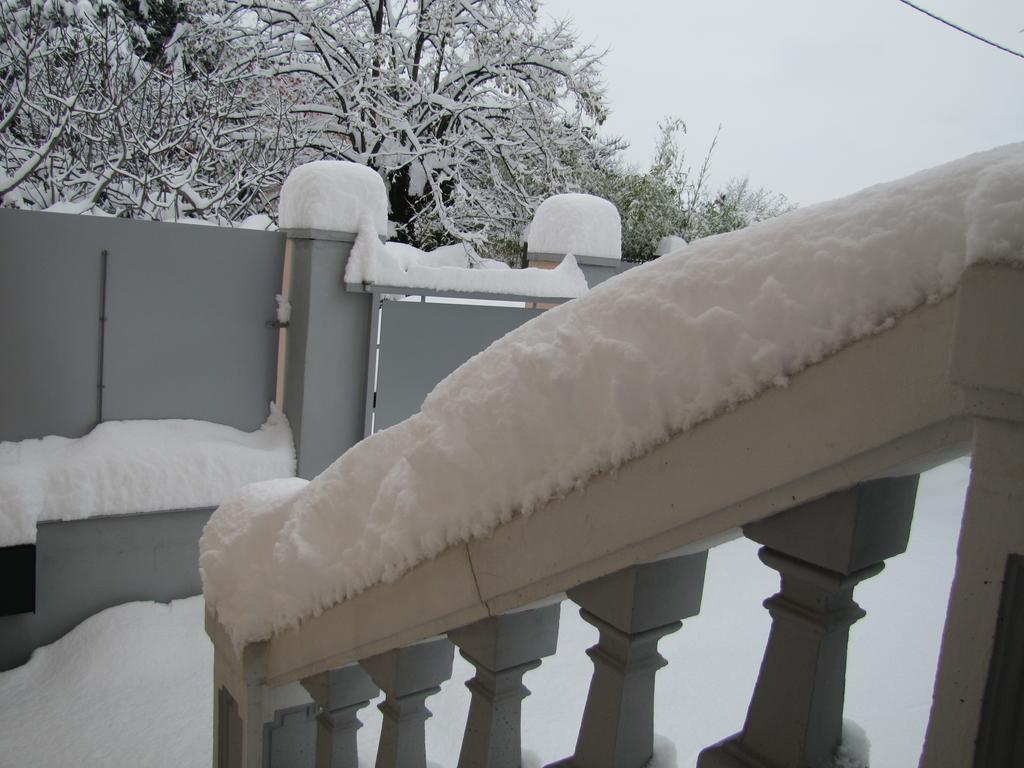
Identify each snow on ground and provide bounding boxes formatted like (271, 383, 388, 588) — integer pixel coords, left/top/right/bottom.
(0, 408, 295, 547)
(201, 143, 1024, 647)
(344, 218, 590, 298)
(527, 193, 622, 259)
(0, 460, 969, 767)
(0, 598, 212, 768)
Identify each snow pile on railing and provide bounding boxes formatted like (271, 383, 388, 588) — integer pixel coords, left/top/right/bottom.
(345, 218, 589, 298)
(1, 408, 295, 547)
(201, 144, 1024, 647)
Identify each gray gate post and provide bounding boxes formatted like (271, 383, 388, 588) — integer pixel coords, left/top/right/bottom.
(449, 603, 561, 768)
(698, 476, 919, 768)
(282, 229, 374, 479)
(359, 638, 455, 768)
(301, 665, 380, 768)
(279, 161, 391, 479)
(549, 552, 708, 768)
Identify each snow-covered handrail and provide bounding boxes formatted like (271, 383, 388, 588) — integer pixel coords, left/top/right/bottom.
(202, 145, 1024, 768)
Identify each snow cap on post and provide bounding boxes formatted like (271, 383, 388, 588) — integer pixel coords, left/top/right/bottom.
(527, 193, 622, 261)
(656, 235, 688, 257)
(279, 161, 388, 236)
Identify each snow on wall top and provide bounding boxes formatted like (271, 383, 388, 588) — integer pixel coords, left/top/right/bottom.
(278, 161, 388, 235)
(0, 408, 295, 547)
(527, 193, 622, 260)
(200, 144, 1024, 647)
(344, 219, 589, 298)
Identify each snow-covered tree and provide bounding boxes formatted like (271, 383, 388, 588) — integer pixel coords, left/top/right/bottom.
(0, 0, 302, 220)
(578, 119, 708, 261)
(578, 120, 793, 261)
(226, 0, 611, 251)
(688, 176, 794, 240)
(2, 0, 788, 247)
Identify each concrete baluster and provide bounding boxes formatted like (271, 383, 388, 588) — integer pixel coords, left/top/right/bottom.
(301, 665, 380, 768)
(449, 603, 561, 768)
(360, 638, 455, 768)
(698, 475, 919, 768)
(549, 552, 708, 768)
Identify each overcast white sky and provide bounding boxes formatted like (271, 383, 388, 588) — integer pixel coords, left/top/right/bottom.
(541, 0, 1024, 206)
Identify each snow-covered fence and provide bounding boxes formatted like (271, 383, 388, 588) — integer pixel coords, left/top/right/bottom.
(0, 209, 287, 669)
(202, 146, 1024, 768)
(277, 163, 612, 476)
(0, 164, 623, 672)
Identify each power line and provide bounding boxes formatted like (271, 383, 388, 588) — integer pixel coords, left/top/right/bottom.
(896, 0, 1024, 61)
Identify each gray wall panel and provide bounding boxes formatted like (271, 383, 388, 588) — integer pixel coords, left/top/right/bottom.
(0, 507, 212, 671)
(0, 210, 103, 441)
(374, 301, 542, 432)
(103, 220, 284, 431)
(581, 262, 621, 287)
(1, 210, 284, 438)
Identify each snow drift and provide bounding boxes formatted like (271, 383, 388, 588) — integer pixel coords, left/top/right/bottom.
(345, 218, 589, 297)
(1, 408, 295, 546)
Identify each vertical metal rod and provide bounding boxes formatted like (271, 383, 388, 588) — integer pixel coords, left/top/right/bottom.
(96, 248, 108, 424)
(363, 293, 382, 438)
(274, 239, 292, 408)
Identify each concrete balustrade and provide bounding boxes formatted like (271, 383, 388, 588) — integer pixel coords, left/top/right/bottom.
(698, 476, 918, 768)
(208, 261, 1024, 768)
